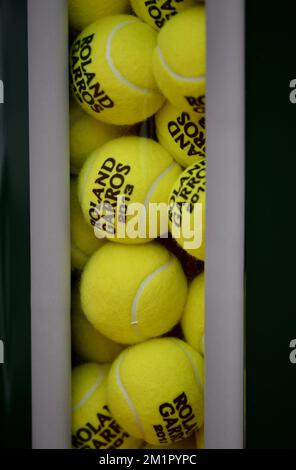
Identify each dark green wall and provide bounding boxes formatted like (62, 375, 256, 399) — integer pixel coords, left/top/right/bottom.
(2, 0, 296, 451)
(246, 0, 296, 449)
(0, 0, 31, 449)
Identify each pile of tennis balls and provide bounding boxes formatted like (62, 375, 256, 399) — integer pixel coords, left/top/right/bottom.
(69, 0, 206, 450)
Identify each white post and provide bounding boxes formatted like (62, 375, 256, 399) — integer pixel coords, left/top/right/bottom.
(205, 0, 245, 449)
(28, 0, 71, 449)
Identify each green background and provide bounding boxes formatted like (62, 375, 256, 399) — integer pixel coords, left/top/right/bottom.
(0, 0, 31, 449)
(246, 0, 296, 449)
(1, 0, 296, 450)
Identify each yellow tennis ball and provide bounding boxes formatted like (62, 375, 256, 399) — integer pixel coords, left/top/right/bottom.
(130, 0, 198, 31)
(108, 338, 204, 445)
(81, 242, 188, 344)
(72, 314, 125, 364)
(168, 159, 206, 261)
(196, 427, 204, 449)
(156, 101, 206, 168)
(69, 98, 84, 124)
(144, 435, 196, 449)
(72, 363, 142, 449)
(71, 179, 105, 270)
(78, 136, 181, 243)
(71, 284, 125, 363)
(68, 0, 130, 31)
(70, 101, 126, 175)
(181, 273, 205, 355)
(70, 15, 165, 125)
(153, 6, 206, 114)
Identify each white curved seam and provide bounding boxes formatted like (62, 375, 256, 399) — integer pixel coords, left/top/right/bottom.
(73, 369, 104, 412)
(116, 354, 145, 438)
(173, 339, 202, 390)
(79, 151, 98, 206)
(131, 258, 173, 328)
(144, 162, 177, 209)
(106, 21, 153, 95)
(156, 46, 205, 84)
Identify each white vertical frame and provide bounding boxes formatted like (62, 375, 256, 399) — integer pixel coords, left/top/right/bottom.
(28, 0, 71, 449)
(205, 0, 245, 449)
(27, 0, 245, 450)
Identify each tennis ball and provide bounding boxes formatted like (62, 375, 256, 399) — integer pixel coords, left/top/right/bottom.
(70, 101, 126, 175)
(108, 338, 204, 445)
(196, 427, 204, 449)
(70, 15, 165, 125)
(69, 98, 84, 124)
(80, 242, 188, 344)
(68, 0, 130, 31)
(156, 101, 206, 168)
(71, 179, 105, 270)
(168, 159, 206, 261)
(78, 136, 181, 243)
(130, 0, 198, 31)
(71, 284, 125, 363)
(181, 273, 205, 355)
(145, 435, 196, 449)
(72, 313, 125, 364)
(72, 363, 142, 449)
(153, 6, 206, 114)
